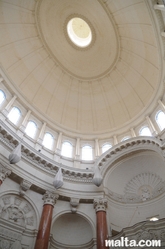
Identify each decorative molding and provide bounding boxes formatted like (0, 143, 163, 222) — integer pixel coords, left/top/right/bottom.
(42, 191, 59, 206)
(0, 164, 11, 183)
(110, 218, 165, 248)
(125, 172, 164, 201)
(93, 198, 107, 212)
(70, 198, 79, 213)
(0, 194, 37, 229)
(0, 123, 94, 183)
(0, 239, 23, 249)
(19, 179, 32, 196)
(108, 172, 165, 204)
(97, 137, 164, 179)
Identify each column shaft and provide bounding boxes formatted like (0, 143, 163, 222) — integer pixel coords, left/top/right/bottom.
(94, 198, 108, 249)
(96, 211, 108, 249)
(34, 204, 53, 249)
(34, 191, 58, 249)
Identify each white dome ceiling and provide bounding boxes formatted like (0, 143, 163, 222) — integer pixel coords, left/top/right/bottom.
(0, 0, 163, 137)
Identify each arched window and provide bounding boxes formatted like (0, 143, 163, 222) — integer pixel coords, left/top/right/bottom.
(8, 107, 21, 125)
(121, 136, 131, 142)
(0, 90, 6, 105)
(25, 121, 37, 139)
(61, 141, 73, 158)
(155, 110, 165, 131)
(43, 132, 54, 150)
(139, 126, 152, 136)
(102, 143, 112, 154)
(82, 145, 93, 160)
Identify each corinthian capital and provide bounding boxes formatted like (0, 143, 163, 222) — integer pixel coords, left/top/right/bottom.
(42, 191, 59, 206)
(93, 198, 108, 212)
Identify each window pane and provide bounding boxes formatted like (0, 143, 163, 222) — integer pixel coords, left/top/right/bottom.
(139, 126, 152, 136)
(8, 107, 21, 125)
(102, 143, 112, 153)
(43, 133, 54, 150)
(82, 145, 93, 160)
(61, 142, 73, 158)
(155, 111, 165, 131)
(121, 136, 131, 142)
(25, 121, 37, 138)
(0, 90, 6, 105)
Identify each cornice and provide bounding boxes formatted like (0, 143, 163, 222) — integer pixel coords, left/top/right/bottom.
(96, 136, 164, 171)
(0, 121, 94, 183)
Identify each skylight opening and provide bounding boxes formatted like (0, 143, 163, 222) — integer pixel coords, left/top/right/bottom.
(67, 17, 92, 48)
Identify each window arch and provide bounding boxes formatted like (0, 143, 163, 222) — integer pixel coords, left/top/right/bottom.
(25, 121, 37, 139)
(139, 126, 152, 136)
(0, 90, 6, 105)
(61, 141, 73, 158)
(155, 110, 165, 131)
(102, 143, 112, 154)
(43, 132, 54, 150)
(121, 136, 131, 142)
(82, 145, 93, 160)
(8, 107, 21, 125)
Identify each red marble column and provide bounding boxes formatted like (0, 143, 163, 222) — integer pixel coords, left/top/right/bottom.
(94, 198, 108, 249)
(34, 191, 59, 249)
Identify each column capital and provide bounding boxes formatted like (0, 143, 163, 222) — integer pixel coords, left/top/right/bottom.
(94, 198, 107, 212)
(42, 191, 59, 206)
(0, 166, 11, 182)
